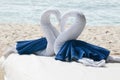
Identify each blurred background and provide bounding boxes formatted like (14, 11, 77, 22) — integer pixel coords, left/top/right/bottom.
(0, 0, 120, 26)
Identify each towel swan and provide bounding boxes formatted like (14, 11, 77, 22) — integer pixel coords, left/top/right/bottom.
(54, 11, 86, 54)
(53, 11, 105, 67)
(35, 9, 61, 56)
(54, 11, 120, 67)
(0, 9, 61, 66)
(15, 9, 61, 56)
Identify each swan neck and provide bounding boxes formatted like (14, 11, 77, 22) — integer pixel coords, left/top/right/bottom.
(61, 12, 86, 31)
(41, 10, 60, 26)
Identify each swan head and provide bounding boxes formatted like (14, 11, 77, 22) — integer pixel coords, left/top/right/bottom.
(60, 10, 86, 31)
(40, 9, 61, 26)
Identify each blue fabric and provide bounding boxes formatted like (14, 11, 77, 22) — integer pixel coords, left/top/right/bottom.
(16, 37, 47, 55)
(55, 40, 110, 61)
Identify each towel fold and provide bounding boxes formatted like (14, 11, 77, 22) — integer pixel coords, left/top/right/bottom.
(16, 37, 47, 55)
(55, 40, 110, 61)
(16, 37, 110, 62)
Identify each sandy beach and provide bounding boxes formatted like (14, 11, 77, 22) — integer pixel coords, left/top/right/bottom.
(0, 24, 120, 80)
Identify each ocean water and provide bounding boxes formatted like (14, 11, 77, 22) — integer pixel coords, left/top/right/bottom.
(0, 0, 120, 26)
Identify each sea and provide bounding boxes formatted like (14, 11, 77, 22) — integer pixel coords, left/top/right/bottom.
(0, 0, 120, 26)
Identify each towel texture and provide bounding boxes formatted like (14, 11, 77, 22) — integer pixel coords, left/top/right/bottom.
(16, 37, 47, 55)
(55, 40, 110, 61)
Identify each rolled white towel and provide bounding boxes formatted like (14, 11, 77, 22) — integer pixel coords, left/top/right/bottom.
(78, 58, 105, 67)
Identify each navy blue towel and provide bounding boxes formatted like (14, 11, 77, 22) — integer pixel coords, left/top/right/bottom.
(16, 37, 47, 55)
(55, 40, 110, 61)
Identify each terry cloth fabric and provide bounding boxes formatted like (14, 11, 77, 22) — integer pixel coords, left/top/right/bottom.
(16, 37, 47, 55)
(55, 40, 110, 61)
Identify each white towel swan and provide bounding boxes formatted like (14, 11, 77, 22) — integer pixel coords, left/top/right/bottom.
(54, 11, 108, 67)
(35, 9, 61, 56)
(54, 11, 86, 54)
(54, 11, 104, 67)
(54, 10, 120, 67)
(0, 9, 61, 67)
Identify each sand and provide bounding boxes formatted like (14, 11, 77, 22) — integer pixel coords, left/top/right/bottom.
(0, 24, 120, 80)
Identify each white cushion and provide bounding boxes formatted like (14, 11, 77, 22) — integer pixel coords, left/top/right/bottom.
(2, 54, 120, 80)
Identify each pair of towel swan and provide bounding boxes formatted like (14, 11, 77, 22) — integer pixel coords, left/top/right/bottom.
(1, 9, 120, 67)
(36, 9, 86, 56)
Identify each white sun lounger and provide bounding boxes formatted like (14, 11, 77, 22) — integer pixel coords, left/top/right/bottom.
(1, 54, 120, 80)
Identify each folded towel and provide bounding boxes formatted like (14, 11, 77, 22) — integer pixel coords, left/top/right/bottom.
(55, 40, 110, 61)
(16, 37, 47, 55)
